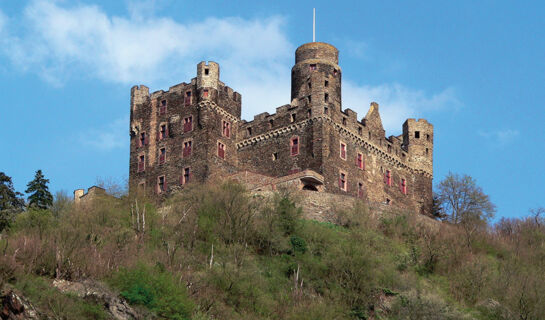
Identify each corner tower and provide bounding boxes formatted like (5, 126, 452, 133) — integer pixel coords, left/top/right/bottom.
(291, 42, 341, 115)
(403, 119, 434, 174)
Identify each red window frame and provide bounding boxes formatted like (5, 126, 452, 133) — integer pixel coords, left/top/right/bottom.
(384, 170, 392, 186)
(159, 100, 167, 115)
(183, 116, 193, 133)
(217, 142, 225, 159)
(159, 124, 168, 140)
(340, 142, 347, 160)
(159, 147, 166, 164)
(222, 120, 231, 138)
(180, 167, 191, 185)
(157, 175, 167, 194)
(356, 153, 364, 170)
(139, 132, 148, 147)
(401, 178, 407, 195)
(183, 140, 192, 157)
(339, 172, 347, 191)
(290, 136, 299, 156)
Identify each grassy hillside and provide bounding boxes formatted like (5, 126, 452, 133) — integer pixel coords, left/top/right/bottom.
(1, 181, 544, 319)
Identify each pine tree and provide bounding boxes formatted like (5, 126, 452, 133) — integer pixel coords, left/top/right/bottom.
(0, 172, 24, 231)
(25, 170, 53, 210)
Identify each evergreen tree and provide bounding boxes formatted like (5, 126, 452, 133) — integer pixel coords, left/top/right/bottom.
(25, 170, 53, 210)
(0, 172, 25, 231)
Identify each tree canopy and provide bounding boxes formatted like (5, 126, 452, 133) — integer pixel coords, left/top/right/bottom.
(25, 170, 53, 210)
(0, 172, 25, 231)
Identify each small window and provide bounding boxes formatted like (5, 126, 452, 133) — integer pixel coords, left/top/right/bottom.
(342, 117, 347, 125)
(138, 155, 145, 172)
(204, 68, 209, 75)
(324, 80, 329, 87)
(308, 82, 311, 89)
(388, 145, 392, 153)
(401, 178, 407, 195)
(384, 170, 391, 186)
(308, 95, 312, 103)
(159, 147, 166, 164)
(309, 64, 317, 71)
(333, 69, 338, 76)
(272, 152, 278, 161)
(269, 119, 274, 129)
(217, 142, 225, 159)
(426, 148, 429, 155)
(358, 182, 364, 198)
(415, 131, 420, 139)
(324, 93, 329, 102)
(358, 127, 363, 135)
(340, 142, 347, 160)
(247, 127, 252, 136)
(139, 132, 147, 147)
(291, 113, 296, 123)
(324, 106, 328, 114)
(426, 134, 430, 141)
(183, 116, 193, 133)
(369, 132, 372, 139)
(356, 153, 364, 170)
(159, 124, 168, 140)
(290, 137, 299, 156)
(184, 91, 192, 106)
(183, 140, 192, 157)
(307, 109, 312, 118)
(159, 100, 167, 115)
(181, 167, 191, 185)
(339, 172, 347, 191)
(203, 89, 209, 98)
(222, 120, 231, 138)
(386, 198, 391, 205)
(157, 176, 166, 194)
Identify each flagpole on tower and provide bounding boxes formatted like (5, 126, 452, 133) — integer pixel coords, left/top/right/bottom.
(313, 8, 316, 42)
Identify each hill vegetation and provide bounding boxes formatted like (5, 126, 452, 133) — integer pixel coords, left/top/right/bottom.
(0, 174, 544, 319)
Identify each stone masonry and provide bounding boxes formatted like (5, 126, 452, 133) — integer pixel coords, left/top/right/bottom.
(128, 42, 434, 216)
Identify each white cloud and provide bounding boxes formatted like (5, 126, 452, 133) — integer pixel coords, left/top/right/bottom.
(81, 117, 128, 151)
(343, 83, 459, 134)
(479, 129, 519, 145)
(3, 1, 460, 148)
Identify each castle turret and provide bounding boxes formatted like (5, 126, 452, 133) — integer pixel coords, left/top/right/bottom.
(403, 119, 434, 174)
(197, 61, 219, 90)
(291, 42, 341, 116)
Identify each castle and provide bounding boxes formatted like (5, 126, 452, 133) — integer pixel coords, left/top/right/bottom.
(128, 42, 434, 215)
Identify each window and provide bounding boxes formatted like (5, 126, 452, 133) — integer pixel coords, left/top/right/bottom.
(324, 80, 329, 87)
(334, 69, 338, 76)
(247, 127, 252, 136)
(324, 93, 329, 102)
(183, 116, 193, 132)
(309, 64, 317, 71)
(157, 176, 166, 194)
(203, 89, 209, 98)
(159, 124, 168, 140)
(204, 68, 209, 75)
(159, 100, 167, 115)
(269, 119, 274, 129)
(369, 132, 372, 139)
(324, 106, 328, 114)
(340, 142, 347, 160)
(181, 167, 191, 185)
(308, 95, 312, 103)
(388, 145, 392, 153)
(356, 153, 364, 170)
(401, 178, 407, 195)
(139, 132, 148, 147)
(415, 131, 420, 139)
(426, 148, 429, 155)
(358, 127, 362, 135)
(291, 113, 296, 123)
(138, 155, 145, 172)
(217, 142, 225, 159)
(384, 170, 392, 186)
(290, 136, 299, 156)
(307, 109, 312, 117)
(183, 140, 192, 157)
(386, 198, 391, 205)
(358, 182, 364, 198)
(272, 152, 278, 161)
(426, 134, 430, 141)
(339, 172, 347, 191)
(222, 120, 231, 138)
(308, 82, 311, 89)
(342, 117, 347, 125)
(159, 147, 166, 164)
(184, 91, 192, 106)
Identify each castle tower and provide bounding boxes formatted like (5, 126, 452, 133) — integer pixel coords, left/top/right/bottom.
(403, 119, 434, 174)
(197, 61, 219, 90)
(291, 42, 341, 115)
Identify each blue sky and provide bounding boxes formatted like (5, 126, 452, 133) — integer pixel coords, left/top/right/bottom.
(0, 0, 543, 219)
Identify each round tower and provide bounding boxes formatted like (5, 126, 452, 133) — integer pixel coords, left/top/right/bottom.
(291, 42, 341, 115)
(197, 61, 219, 90)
